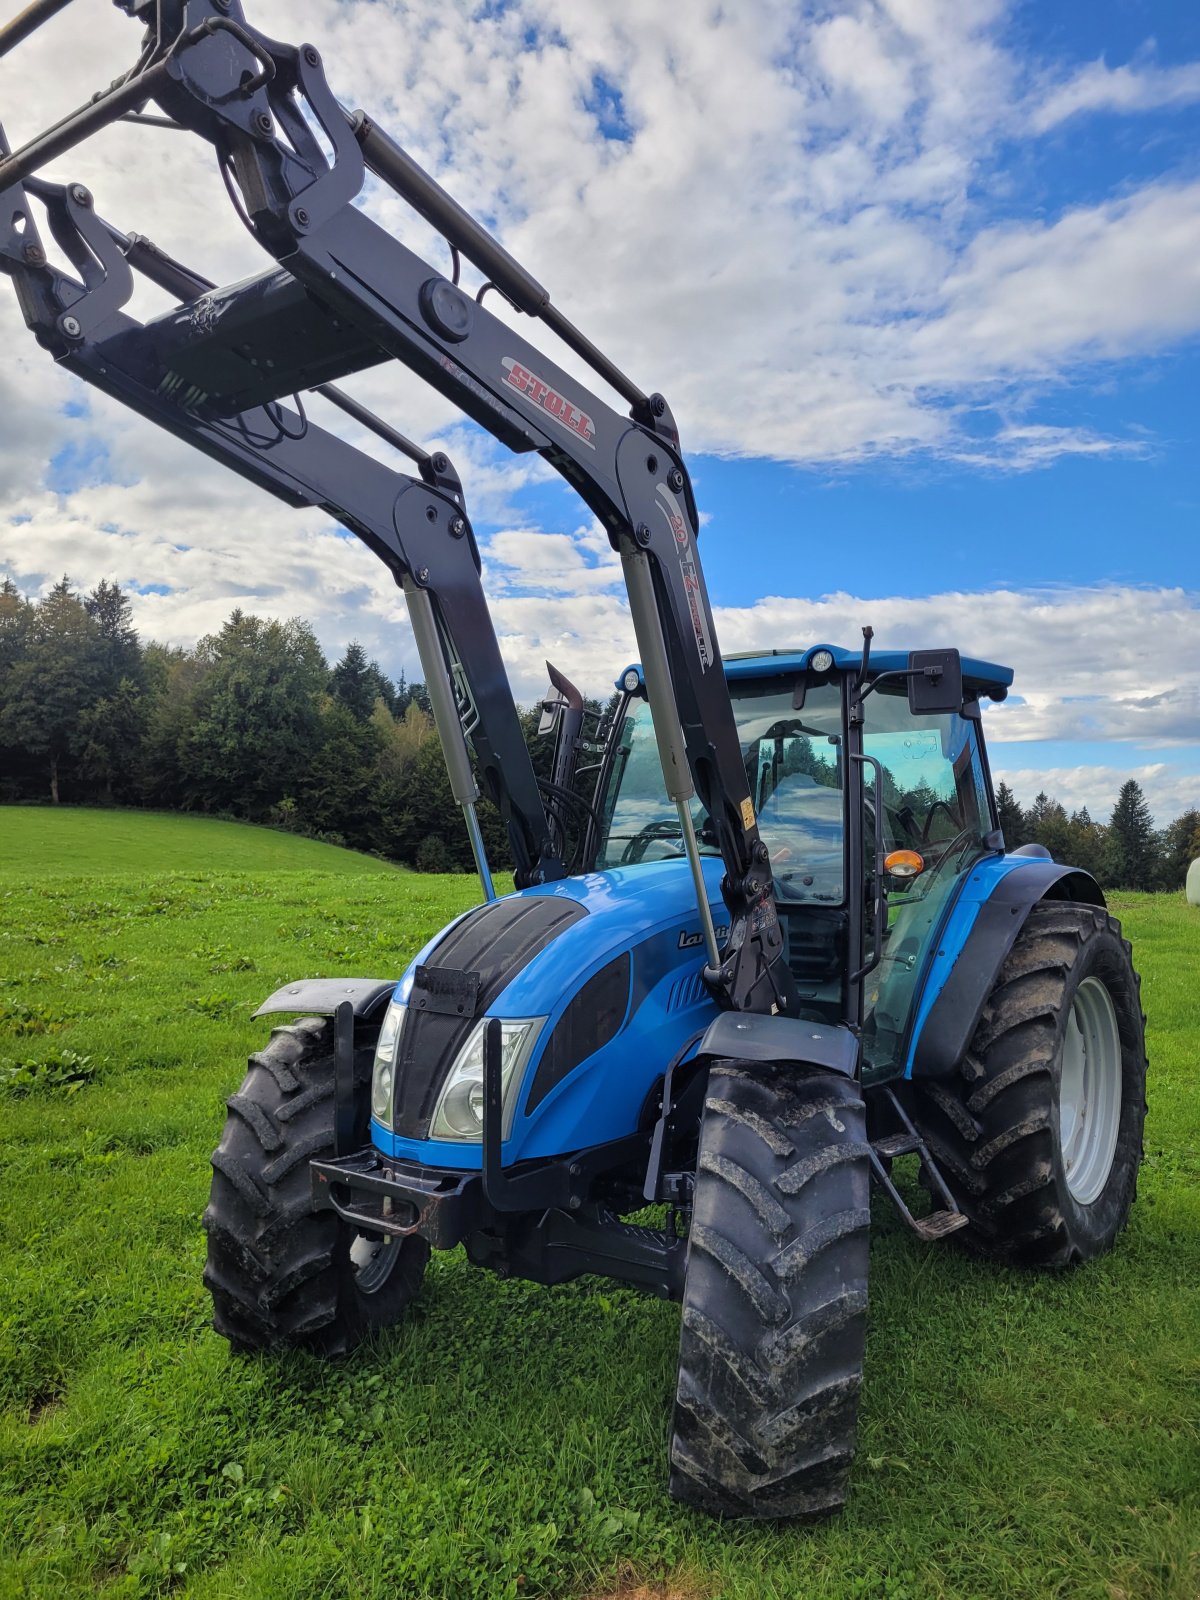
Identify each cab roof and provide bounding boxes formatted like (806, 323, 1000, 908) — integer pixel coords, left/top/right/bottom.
(617, 643, 1014, 695)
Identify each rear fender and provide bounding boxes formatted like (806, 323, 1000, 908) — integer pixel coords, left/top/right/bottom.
(907, 858, 1104, 1079)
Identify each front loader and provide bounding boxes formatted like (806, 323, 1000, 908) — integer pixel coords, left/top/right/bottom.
(0, 0, 1148, 1519)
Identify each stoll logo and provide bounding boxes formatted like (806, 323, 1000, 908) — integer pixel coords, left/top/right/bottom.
(678, 924, 730, 950)
(501, 357, 596, 448)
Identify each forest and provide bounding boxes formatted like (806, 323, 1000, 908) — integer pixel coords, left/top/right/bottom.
(1, 576, 1195, 889)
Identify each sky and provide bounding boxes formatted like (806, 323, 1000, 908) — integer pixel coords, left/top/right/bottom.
(1, 0, 1197, 824)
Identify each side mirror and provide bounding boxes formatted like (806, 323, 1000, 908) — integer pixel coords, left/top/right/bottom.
(541, 661, 585, 794)
(537, 696, 563, 737)
(907, 648, 963, 716)
(539, 661, 585, 737)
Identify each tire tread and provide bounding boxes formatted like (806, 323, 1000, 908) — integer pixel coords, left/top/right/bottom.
(669, 1069, 869, 1520)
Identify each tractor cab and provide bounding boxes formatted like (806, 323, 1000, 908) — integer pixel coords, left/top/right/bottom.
(587, 642, 1013, 1085)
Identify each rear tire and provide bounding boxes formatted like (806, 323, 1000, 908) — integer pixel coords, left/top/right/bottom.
(669, 1065, 870, 1519)
(912, 902, 1147, 1267)
(203, 1015, 428, 1356)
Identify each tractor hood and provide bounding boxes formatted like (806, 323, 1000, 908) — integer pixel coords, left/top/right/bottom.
(394, 857, 726, 1020)
(377, 859, 726, 1164)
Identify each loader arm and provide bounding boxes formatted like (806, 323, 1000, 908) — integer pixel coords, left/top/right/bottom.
(0, 158, 562, 889)
(0, 0, 797, 1016)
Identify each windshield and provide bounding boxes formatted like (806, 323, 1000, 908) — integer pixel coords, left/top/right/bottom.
(595, 680, 845, 903)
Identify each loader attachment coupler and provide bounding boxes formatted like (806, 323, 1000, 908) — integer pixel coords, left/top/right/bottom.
(0, 0, 798, 1016)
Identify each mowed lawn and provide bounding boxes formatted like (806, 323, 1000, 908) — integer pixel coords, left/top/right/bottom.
(0, 809, 1196, 1600)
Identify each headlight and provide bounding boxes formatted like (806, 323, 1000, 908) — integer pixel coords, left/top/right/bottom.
(429, 1017, 545, 1142)
(370, 1000, 405, 1124)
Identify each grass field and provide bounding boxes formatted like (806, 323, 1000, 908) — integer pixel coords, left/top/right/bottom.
(0, 808, 1196, 1599)
(0, 807, 399, 877)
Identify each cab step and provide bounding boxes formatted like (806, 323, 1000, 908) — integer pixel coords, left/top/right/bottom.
(872, 1130, 921, 1159)
(869, 1086, 969, 1243)
(912, 1208, 970, 1241)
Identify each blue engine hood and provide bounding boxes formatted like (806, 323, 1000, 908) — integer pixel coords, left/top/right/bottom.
(393, 857, 726, 1016)
(379, 858, 727, 1166)
(490, 857, 726, 1013)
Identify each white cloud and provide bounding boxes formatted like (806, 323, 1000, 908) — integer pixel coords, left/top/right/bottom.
(812, 13, 917, 126)
(485, 524, 622, 595)
(1, 0, 1199, 476)
(710, 583, 1200, 744)
(903, 184, 1200, 389)
(6, 480, 1194, 798)
(1, 3, 1198, 827)
(1031, 57, 1200, 133)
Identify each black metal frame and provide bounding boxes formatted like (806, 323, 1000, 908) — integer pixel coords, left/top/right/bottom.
(0, 169, 560, 886)
(311, 1132, 686, 1299)
(0, 0, 795, 1016)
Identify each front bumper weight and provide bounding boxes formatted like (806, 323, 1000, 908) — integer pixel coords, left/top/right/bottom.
(311, 1147, 480, 1250)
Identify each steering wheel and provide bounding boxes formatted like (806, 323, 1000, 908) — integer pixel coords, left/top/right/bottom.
(920, 799, 963, 844)
(621, 818, 685, 865)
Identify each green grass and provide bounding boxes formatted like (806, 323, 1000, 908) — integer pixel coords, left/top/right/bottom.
(0, 810, 1196, 1600)
(0, 806, 397, 877)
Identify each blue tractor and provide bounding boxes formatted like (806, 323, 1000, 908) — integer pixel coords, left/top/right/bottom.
(0, 0, 1146, 1519)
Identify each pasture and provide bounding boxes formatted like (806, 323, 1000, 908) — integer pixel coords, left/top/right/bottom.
(0, 808, 1196, 1598)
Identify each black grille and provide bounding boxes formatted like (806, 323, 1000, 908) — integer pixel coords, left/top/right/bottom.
(392, 894, 586, 1139)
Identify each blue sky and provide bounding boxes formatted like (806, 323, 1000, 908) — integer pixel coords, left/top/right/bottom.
(1, 0, 1197, 824)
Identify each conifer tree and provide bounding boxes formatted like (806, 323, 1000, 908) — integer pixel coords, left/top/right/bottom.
(0, 577, 102, 802)
(994, 780, 1026, 848)
(1104, 780, 1157, 890)
(328, 640, 375, 722)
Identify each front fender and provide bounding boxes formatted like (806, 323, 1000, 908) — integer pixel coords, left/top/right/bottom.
(699, 1012, 859, 1076)
(253, 977, 396, 1020)
(907, 857, 1103, 1079)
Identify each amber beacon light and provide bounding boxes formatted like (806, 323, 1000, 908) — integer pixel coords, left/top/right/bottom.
(884, 849, 925, 879)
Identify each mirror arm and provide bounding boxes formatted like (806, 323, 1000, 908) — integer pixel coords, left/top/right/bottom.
(855, 667, 910, 706)
(850, 666, 910, 726)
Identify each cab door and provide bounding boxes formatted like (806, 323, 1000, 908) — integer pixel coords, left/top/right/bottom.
(859, 688, 995, 1083)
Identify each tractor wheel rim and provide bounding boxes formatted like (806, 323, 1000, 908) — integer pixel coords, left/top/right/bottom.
(1058, 976, 1123, 1204)
(349, 1231, 400, 1295)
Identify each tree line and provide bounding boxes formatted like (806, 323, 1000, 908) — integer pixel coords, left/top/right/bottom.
(1, 576, 1196, 886)
(0, 576, 551, 872)
(994, 780, 1198, 893)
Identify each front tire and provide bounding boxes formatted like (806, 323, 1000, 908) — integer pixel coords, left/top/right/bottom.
(203, 1014, 428, 1356)
(669, 1065, 870, 1520)
(912, 902, 1147, 1267)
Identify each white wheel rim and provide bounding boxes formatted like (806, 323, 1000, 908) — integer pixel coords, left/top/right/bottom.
(349, 1231, 396, 1294)
(1058, 976, 1123, 1204)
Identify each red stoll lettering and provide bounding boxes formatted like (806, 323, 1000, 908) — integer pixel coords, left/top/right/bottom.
(504, 359, 530, 392)
(500, 356, 596, 448)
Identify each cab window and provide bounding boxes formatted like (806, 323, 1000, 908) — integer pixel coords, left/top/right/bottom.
(861, 686, 993, 1078)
